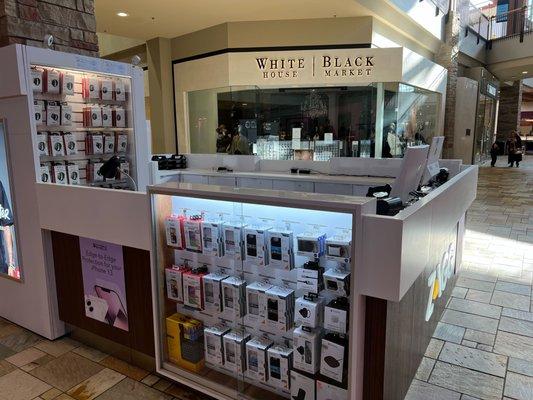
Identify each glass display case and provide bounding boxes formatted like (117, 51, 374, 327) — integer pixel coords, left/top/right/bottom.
(150, 183, 374, 400)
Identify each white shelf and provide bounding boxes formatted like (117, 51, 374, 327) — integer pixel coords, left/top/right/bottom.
(40, 152, 127, 163)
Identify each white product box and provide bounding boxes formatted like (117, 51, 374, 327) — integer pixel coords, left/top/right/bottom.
(114, 80, 126, 101)
(324, 269, 350, 297)
(85, 78, 100, 99)
(245, 281, 272, 322)
(245, 337, 273, 383)
(316, 380, 348, 400)
(297, 233, 326, 258)
(267, 345, 292, 391)
(293, 327, 321, 374)
(39, 165, 51, 183)
(295, 296, 324, 328)
(202, 221, 223, 257)
(46, 101, 61, 126)
(92, 134, 104, 155)
(324, 302, 348, 334)
(290, 370, 316, 400)
(184, 218, 203, 253)
(182, 271, 206, 310)
(101, 80, 113, 100)
(326, 238, 352, 263)
(116, 133, 128, 153)
(265, 286, 295, 332)
(61, 103, 73, 126)
(202, 273, 228, 314)
(223, 223, 246, 261)
(31, 68, 43, 93)
(34, 100, 45, 125)
(90, 106, 102, 127)
(101, 107, 113, 127)
(119, 161, 130, 180)
(52, 164, 67, 185)
(104, 134, 115, 154)
(165, 216, 184, 249)
(320, 336, 347, 383)
(66, 163, 80, 185)
(204, 325, 230, 366)
(36, 132, 49, 156)
(222, 276, 246, 320)
(49, 134, 64, 156)
(113, 107, 126, 128)
(244, 227, 270, 266)
(267, 230, 293, 270)
(89, 162, 104, 182)
(297, 266, 323, 294)
(45, 69, 60, 94)
(223, 330, 250, 374)
(165, 267, 188, 302)
(63, 133, 77, 155)
(61, 73, 75, 95)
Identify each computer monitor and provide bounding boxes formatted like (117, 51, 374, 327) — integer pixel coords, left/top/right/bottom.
(390, 145, 430, 204)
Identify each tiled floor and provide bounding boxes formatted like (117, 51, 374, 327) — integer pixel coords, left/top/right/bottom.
(406, 155, 533, 400)
(0, 156, 531, 400)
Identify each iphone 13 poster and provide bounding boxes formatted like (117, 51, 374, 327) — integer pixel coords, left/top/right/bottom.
(80, 237, 129, 331)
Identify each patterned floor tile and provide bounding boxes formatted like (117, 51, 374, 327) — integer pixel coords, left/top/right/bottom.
(466, 289, 493, 303)
(501, 307, 533, 322)
(35, 337, 80, 357)
(141, 374, 160, 386)
(508, 357, 533, 378)
(0, 360, 15, 378)
(438, 342, 507, 378)
(415, 357, 435, 381)
(67, 368, 125, 400)
(503, 372, 533, 400)
(94, 377, 172, 399)
(0, 330, 42, 353)
(498, 316, 533, 338)
(490, 290, 531, 311)
(19, 354, 54, 372)
(456, 277, 496, 293)
(5, 347, 47, 368)
(0, 369, 51, 400)
(463, 329, 495, 346)
(41, 387, 62, 400)
(493, 331, 533, 362)
(425, 339, 445, 359)
(447, 298, 502, 319)
(99, 356, 149, 382)
(441, 310, 499, 334)
(71, 346, 108, 363)
(495, 280, 531, 296)
(433, 322, 465, 344)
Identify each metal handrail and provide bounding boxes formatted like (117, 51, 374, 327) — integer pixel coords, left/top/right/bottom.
(488, 6, 532, 42)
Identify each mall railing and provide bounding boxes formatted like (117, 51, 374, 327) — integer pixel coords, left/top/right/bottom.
(466, 4, 491, 42)
(488, 6, 532, 43)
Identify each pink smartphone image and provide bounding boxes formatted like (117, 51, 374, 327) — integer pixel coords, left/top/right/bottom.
(94, 285, 129, 331)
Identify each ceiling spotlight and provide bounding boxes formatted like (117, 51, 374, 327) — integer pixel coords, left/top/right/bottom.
(117, 12, 129, 17)
(523, 71, 528, 74)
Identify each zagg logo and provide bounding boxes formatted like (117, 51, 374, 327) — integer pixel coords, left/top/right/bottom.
(425, 243, 456, 321)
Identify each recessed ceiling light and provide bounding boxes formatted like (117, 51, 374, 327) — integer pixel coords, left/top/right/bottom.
(117, 12, 129, 17)
(523, 71, 528, 74)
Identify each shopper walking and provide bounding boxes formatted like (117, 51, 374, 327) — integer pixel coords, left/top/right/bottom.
(506, 132, 522, 167)
(490, 142, 499, 167)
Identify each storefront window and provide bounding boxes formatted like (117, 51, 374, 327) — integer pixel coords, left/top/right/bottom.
(187, 83, 440, 160)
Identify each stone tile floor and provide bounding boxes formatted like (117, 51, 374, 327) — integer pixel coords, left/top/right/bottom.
(0, 156, 532, 400)
(406, 155, 533, 400)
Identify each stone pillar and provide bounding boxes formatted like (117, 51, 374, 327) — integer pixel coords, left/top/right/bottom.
(435, 10, 461, 158)
(496, 81, 523, 140)
(147, 37, 176, 153)
(0, 0, 98, 56)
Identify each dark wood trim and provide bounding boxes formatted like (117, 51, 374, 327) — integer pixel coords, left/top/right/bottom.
(363, 296, 387, 400)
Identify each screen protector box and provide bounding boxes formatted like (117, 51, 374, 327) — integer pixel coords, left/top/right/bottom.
(80, 237, 129, 331)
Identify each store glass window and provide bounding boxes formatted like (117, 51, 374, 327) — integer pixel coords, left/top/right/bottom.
(187, 84, 440, 161)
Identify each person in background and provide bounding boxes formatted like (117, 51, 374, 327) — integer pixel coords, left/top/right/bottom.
(228, 129, 250, 155)
(490, 142, 499, 167)
(0, 180, 16, 276)
(506, 132, 521, 167)
(216, 124, 232, 153)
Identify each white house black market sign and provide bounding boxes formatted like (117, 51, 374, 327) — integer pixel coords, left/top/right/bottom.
(255, 55, 375, 80)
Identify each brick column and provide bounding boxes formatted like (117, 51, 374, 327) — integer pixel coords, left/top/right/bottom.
(0, 0, 98, 56)
(496, 81, 523, 140)
(435, 10, 461, 158)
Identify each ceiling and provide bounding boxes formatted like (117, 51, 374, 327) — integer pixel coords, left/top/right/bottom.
(95, 0, 369, 40)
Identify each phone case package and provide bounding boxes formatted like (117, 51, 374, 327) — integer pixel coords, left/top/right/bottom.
(34, 100, 45, 125)
(183, 269, 208, 310)
(202, 221, 223, 257)
(324, 297, 349, 334)
(244, 227, 270, 266)
(36, 132, 49, 156)
(267, 345, 292, 391)
(295, 296, 324, 328)
(223, 223, 246, 261)
(52, 163, 67, 185)
(114, 80, 126, 101)
(60, 103, 73, 126)
(204, 325, 230, 366)
(87, 106, 103, 127)
(320, 333, 348, 384)
(101, 106, 113, 127)
(165, 215, 185, 249)
(245, 336, 273, 383)
(291, 370, 316, 400)
(86, 133, 104, 155)
(297, 260, 324, 295)
(297, 233, 327, 258)
(46, 101, 61, 126)
(223, 329, 251, 374)
(184, 217, 203, 253)
(316, 380, 348, 400)
(119, 161, 130, 180)
(222, 276, 246, 320)
(113, 107, 126, 128)
(202, 273, 229, 314)
(267, 230, 294, 270)
(326, 237, 352, 263)
(87, 161, 104, 183)
(61, 73, 75, 95)
(49, 133, 64, 156)
(83, 77, 100, 99)
(293, 326, 321, 374)
(165, 266, 190, 303)
(101, 80, 113, 100)
(44, 69, 60, 94)
(245, 281, 272, 323)
(166, 313, 204, 373)
(265, 286, 295, 332)
(63, 133, 77, 155)
(115, 133, 128, 153)
(31, 68, 43, 93)
(66, 163, 80, 185)
(323, 269, 350, 297)
(39, 164, 51, 183)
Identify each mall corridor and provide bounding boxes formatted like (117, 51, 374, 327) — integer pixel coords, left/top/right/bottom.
(406, 156, 533, 400)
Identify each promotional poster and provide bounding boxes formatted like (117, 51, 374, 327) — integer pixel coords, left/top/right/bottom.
(80, 237, 129, 331)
